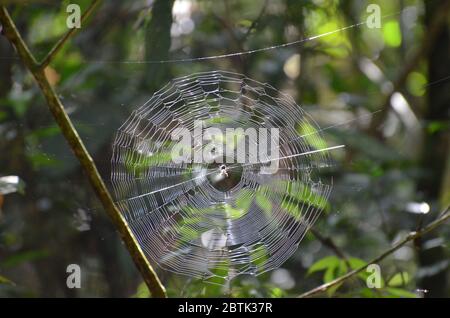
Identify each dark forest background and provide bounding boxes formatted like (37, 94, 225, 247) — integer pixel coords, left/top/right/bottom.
(0, 0, 449, 297)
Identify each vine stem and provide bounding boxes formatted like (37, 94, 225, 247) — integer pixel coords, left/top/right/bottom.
(39, 0, 102, 69)
(298, 207, 450, 298)
(0, 5, 167, 298)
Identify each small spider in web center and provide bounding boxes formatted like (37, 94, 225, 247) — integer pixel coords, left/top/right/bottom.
(219, 164, 229, 178)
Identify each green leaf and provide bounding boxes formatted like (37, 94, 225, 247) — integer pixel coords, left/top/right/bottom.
(297, 122, 328, 150)
(281, 199, 302, 220)
(204, 259, 230, 286)
(327, 282, 343, 297)
(269, 287, 284, 298)
(348, 257, 369, 281)
(175, 212, 208, 243)
(178, 225, 200, 242)
(406, 72, 426, 97)
(132, 282, 150, 298)
(224, 203, 246, 219)
(0, 274, 14, 286)
(308, 256, 340, 275)
(359, 287, 378, 298)
(427, 121, 450, 134)
(383, 20, 402, 47)
(337, 259, 348, 276)
(27, 124, 61, 139)
(204, 115, 233, 125)
(283, 180, 331, 213)
(126, 151, 173, 175)
(325, 260, 347, 296)
(324, 265, 336, 283)
(385, 287, 417, 298)
(237, 19, 253, 28)
(1, 249, 50, 268)
(250, 243, 269, 270)
(255, 193, 272, 215)
(388, 272, 410, 287)
(235, 189, 253, 212)
(308, 256, 349, 296)
(348, 257, 367, 269)
(27, 152, 62, 169)
(315, 20, 351, 58)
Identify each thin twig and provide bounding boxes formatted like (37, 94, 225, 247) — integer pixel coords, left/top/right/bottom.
(0, 6, 167, 298)
(39, 0, 101, 69)
(298, 207, 450, 298)
(242, 0, 268, 40)
(310, 228, 348, 262)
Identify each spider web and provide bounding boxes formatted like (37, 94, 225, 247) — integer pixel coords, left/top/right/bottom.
(111, 70, 339, 284)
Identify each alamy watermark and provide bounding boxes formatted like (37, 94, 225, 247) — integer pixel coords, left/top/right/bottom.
(66, 4, 81, 29)
(366, 4, 381, 29)
(366, 263, 382, 288)
(66, 264, 81, 289)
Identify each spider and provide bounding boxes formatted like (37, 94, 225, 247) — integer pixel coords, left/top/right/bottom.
(219, 164, 229, 178)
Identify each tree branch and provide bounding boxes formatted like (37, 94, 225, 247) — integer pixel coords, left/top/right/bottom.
(39, 0, 101, 69)
(368, 0, 450, 136)
(242, 0, 268, 40)
(0, 6, 167, 298)
(298, 207, 450, 298)
(310, 228, 348, 261)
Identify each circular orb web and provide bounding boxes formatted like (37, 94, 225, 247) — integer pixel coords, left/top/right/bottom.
(111, 71, 333, 284)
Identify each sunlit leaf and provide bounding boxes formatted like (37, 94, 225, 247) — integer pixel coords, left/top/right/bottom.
(204, 259, 230, 286)
(297, 122, 328, 150)
(316, 20, 350, 58)
(250, 243, 269, 270)
(224, 203, 246, 219)
(255, 193, 272, 215)
(234, 189, 253, 212)
(125, 149, 175, 176)
(348, 257, 367, 269)
(283, 180, 330, 212)
(427, 121, 450, 134)
(308, 256, 340, 275)
(383, 20, 402, 47)
(0, 274, 14, 286)
(327, 282, 343, 297)
(406, 72, 426, 96)
(1, 249, 50, 268)
(388, 271, 410, 287)
(281, 199, 302, 220)
(269, 287, 284, 298)
(132, 282, 150, 298)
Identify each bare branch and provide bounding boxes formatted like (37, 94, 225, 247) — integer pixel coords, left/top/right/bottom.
(368, 0, 450, 137)
(39, 0, 101, 69)
(0, 5, 167, 298)
(242, 0, 268, 40)
(299, 207, 450, 298)
(310, 228, 348, 262)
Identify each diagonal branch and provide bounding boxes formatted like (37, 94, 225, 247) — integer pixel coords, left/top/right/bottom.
(310, 228, 348, 262)
(368, 0, 450, 137)
(242, 0, 268, 40)
(39, 0, 101, 69)
(0, 5, 167, 298)
(298, 207, 450, 298)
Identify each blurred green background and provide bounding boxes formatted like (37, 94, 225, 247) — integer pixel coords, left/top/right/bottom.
(0, 0, 449, 297)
